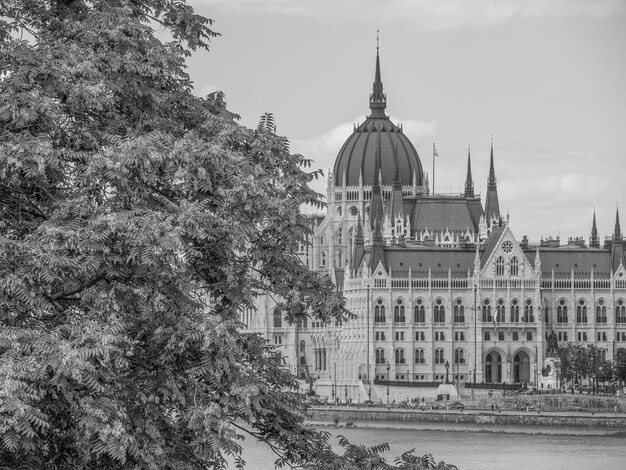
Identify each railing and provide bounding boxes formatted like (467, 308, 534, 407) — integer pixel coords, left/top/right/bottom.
(464, 382, 521, 391)
(374, 380, 443, 388)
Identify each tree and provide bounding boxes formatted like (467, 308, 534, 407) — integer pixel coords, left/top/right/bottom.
(615, 348, 626, 384)
(0, 1, 350, 468)
(0, 2, 457, 469)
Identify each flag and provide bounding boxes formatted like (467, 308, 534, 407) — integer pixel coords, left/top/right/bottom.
(433, 143, 439, 158)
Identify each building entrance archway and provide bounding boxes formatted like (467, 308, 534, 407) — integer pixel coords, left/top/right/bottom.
(485, 351, 502, 383)
(514, 351, 531, 384)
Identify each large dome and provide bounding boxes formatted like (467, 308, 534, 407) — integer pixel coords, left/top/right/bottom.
(333, 117, 423, 187)
(332, 49, 423, 187)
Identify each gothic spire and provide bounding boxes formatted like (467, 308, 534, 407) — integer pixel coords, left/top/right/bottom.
(369, 31, 387, 118)
(484, 138, 501, 224)
(464, 143, 474, 198)
(369, 133, 384, 230)
(614, 206, 622, 240)
(590, 209, 599, 248)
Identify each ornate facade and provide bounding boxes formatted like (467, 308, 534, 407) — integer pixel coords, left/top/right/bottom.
(246, 47, 626, 399)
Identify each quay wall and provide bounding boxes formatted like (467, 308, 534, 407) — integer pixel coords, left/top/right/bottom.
(307, 407, 626, 428)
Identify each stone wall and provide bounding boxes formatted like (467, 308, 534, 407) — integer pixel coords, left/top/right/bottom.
(308, 407, 626, 428)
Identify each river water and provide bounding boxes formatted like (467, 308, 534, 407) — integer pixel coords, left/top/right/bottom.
(235, 426, 626, 470)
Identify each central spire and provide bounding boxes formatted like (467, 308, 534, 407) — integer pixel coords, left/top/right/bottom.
(369, 30, 387, 118)
(465, 143, 474, 198)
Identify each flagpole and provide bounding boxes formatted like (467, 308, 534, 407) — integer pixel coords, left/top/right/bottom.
(432, 143, 435, 195)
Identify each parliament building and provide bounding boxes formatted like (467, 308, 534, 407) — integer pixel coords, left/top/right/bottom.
(245, 47, 626, 401)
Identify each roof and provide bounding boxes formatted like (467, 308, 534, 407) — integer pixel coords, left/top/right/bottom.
(480, 226, 506, 268)
(524, 247, 613, 278)
(410, 197, 483, 234)
(333, 119, 423, 187)
(384, 246, 476, 277)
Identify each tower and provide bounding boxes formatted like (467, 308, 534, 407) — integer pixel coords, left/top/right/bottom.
(464, 144, 474, 198)
(590, 210, 599, 248)
(484, 140, 500, 225)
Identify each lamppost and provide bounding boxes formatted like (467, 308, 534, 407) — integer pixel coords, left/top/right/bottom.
(344, 383, 348, 404)
(445, 360, 450, 384)
(386, 361, 390, 407)
(367, 284, 372, 399)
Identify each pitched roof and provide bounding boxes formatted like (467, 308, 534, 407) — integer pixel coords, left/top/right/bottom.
(523, 247, 612, 278)
(384, 246, 475, 277)
(480, 226, 506, 268)
(410, 197, 482, 234)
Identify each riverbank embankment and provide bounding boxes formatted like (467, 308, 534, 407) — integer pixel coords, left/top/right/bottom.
(307, 406, 626, 436)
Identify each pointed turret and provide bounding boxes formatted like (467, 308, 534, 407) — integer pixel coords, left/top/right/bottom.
(534, 246, 542, 275)
(611, 206, 623, 271)
(369, 134, 384, 230)
(389, 142, 405, 224)
(465, 144, 474, 198)
(352, 215, 365, 274)
(590, 210, 599, 248)
(614, 207, 622, 240)
(484, 139, 501, 223)
(370, 218, 387, 271)
(369, 33, 387, 118)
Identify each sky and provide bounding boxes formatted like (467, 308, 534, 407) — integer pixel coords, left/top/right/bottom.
(186, 0, 626, 242)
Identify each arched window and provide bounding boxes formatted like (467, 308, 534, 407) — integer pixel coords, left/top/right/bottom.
(434, 299, 445, 323)
(510, 299, 519, 322)
(374, 299, 386, 323)
(557, 299, 568, 324)
(273, 308, 282, 328)
(320, 236, 324, 245)
(454, 348, 465, 364)
(415, 349, 425, 364)
(510, 256, 519, 276)
(482, 299, 492, 323)
(523, 299, 534, 323)
(435, 349, 445, 364)
(596, 299, 607, 323)
(337, 227, 342, 244)
(454, 299, 465, 323)
(496, 256, 505, 276)
(395, 348, 406, 364)
(616, 299, 626, 323)
(394, 299, 406, 323)
(414, 299, 426, 323)
(300, 340, 305, 352)
(577, 299, 588, 324)
(375, 348, 386, 364)
(600, 349, 607, 361)
(496, 299, 505, 323)
(320, 251, 327, 267)
(350, 206, 358, 216)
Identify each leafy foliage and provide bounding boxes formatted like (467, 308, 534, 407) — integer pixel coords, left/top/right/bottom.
(0, 1, 457, 469)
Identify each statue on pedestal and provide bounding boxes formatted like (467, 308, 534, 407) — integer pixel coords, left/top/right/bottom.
(545, 330, 558, 356)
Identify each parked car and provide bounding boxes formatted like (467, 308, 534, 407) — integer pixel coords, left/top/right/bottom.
(567, 404, 583, 412)
(362, 400, 375, 407)
(449, 401, 465, 411)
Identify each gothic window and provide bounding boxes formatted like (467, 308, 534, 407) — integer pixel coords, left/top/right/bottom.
(320, 251, 327, 267)
(484, 331, 491, 341)
(496, 256, 505, 276)
(482, 299, 492, 323)
(577, 299, 588, 324)
(395, 348, 406, 364)
(320, 236, 324, 245)
(434, 298, 445, 323)
(415, 349, 426, 364)
(273, 308, 282, 328)
(600, 349, 607, 361)
(510, 256, 519, 276)
(596, 299, 607, 324)
(335, 249, 342, 268)
(337, 206, 342, 216)
(498, 331, 505, 341)
(523, 299, 534, 322)
(510, 299, 519, 322)
(557, 299, 568, 324)
(300, 340, 305, 352)
(394, 299, 406, 323)
(350, 206, 358, 216)
(414, 299, 426, 323)
(455, 349, 466, 364)
(616, 299, 626, 323)
(375, 348, 386, 364)
(434, 349, 445, 364)
(374, 299, 386, 323)
(454, 299, 465, 323)
(496, 299, 505, 323)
